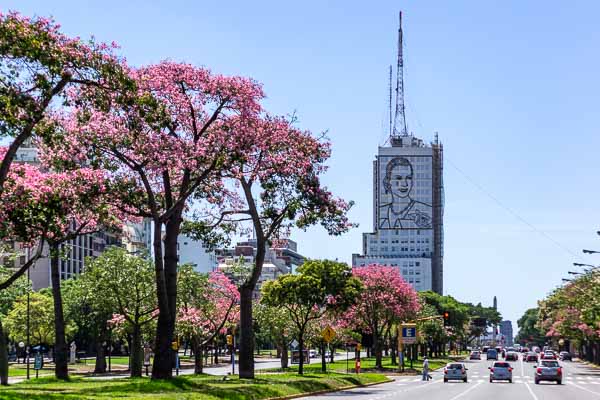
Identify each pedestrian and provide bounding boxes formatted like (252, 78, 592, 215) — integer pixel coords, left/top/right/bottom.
(422, 356, 430, 381)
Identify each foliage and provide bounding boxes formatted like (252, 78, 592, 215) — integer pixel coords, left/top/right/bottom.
(4, 291, 65, 345)
(176, 265, 239, 346)
(261, 259, 362, 374)
(515, 307, 546, 346)
(0, 10, 132, 192)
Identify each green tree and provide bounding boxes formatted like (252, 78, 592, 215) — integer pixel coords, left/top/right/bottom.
(516, 307, 546, 347)
(4, 291, 59, 347)
(0, 266, 29, 385)
(261, 260, 362, 375)
(81, 247, 157, 377)
(254, 301, 295, 369)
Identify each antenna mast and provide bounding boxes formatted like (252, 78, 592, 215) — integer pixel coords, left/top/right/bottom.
(392, 11, 408, 138)
(388, 65, 393, 138)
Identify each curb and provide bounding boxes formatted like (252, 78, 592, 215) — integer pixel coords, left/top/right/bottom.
(265, 377, 393, 400)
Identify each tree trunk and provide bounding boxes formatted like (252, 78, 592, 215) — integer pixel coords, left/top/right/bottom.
(373, 330, 382, 369)
(94, 336, 107, 374)
(193, 338, 203, 374)
(130, 323, 143, 377)
(0, 319, 8, 386)
(298, 332, 305, 375)
(391, 340, 397, 365)
(50, 244, 69, 380)
(280, 344, 288, 369)
(238, 286, 255, 378)
(330, 345, 334, 364)
(151, 213, 183, 380)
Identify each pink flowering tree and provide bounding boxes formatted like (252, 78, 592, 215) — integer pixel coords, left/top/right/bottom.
(177, 266, 239, 374)
(192, 114, 356, 378)
(345, 265, 420, 369)
(82, 247, 158, 377)
(0, 11, 131, 194)
(43, 61, 264, 379)
(261, 260, 362, 375)
(0, 149, 123, 380)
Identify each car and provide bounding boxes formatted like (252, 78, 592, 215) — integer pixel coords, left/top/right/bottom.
(505, 351, 519, 361)
(482, 346, 490, 354)
(525, 352, 539, 362)
(535, 360, 562, 384)
(521, 347, 530, 353)
(469, 351, 481, 360)
(541, 352, 557, 360)
(532, 346, 541, 353)
(444, 362, 468, 383)
(486, 349, 498, 360)
(489, 361, 513, 383)
(559, 351, 572, 361)
(309, 350, 317, 358)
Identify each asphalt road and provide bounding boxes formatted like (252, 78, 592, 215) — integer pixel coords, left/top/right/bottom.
(301, 356, 600, 400)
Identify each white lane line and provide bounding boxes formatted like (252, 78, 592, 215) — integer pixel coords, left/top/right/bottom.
(524, 383, 539, 400)
(570, 382, 600, 397)
(446, 381, 483, 400)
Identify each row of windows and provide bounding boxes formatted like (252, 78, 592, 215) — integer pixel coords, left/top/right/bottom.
(381, 239, 430, 244)
(371, 246, 431, 253)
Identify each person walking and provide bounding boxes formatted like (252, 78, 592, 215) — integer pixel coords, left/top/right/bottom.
(422, 357, 430, 381)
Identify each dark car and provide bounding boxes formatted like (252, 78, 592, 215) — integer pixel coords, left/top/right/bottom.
(535, 360, 562, 384)
(525, 352, 538, 362)
(505, 351, 519, 361)
(521, 347, 530, 353)
(559, 351, 572, 361)
(487, 349, 498, 360)
(482, 346, 490, 353)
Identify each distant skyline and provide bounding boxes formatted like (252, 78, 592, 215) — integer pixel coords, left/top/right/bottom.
(4, 0, 600, 332)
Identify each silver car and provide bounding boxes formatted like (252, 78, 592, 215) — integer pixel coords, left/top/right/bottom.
(444, 362, 468, 383)
(535, 360, 562, 384)
(489, 361, 513, 383)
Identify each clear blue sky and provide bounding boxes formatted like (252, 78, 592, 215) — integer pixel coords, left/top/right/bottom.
(6, 0, 600, 331)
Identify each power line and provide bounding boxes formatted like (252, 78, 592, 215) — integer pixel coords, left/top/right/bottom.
(446, 157, 581, 260)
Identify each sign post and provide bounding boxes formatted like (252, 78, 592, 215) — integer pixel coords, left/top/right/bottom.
(171, 339, 179, 376)
(33, 352, 43, 379)
(398, 324, 417, 372)
(355, 343, 362, 374)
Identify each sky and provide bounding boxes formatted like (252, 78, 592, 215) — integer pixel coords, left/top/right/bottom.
(5, 0, 600, 332)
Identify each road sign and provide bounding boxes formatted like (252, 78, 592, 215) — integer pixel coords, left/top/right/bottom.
(291, 339, 299, 349)
(322, 325, 336, 343)
(400, 324, 417, 344)
(226, 335, 233, 346)
(34, 353, 43, 370)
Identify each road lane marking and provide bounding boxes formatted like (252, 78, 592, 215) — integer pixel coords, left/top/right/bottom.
(445, 381, 483, 400)
(570, 382, 600, 397)
(524, 383, 539, 400)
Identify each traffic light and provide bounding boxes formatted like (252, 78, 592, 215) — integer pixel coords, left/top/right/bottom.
(443, 311, 450, 326)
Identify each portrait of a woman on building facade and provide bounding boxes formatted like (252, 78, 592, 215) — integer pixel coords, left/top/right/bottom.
(378, 156, 432, 229)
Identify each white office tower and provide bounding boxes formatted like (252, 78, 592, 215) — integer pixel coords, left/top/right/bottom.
(352, 12, 444, 294)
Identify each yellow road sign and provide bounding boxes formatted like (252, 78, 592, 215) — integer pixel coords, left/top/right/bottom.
(322, 325, 336, 343)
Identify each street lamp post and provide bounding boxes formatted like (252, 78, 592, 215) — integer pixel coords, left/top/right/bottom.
(26, 264, 30, 380)
(582, 249, 600, 254)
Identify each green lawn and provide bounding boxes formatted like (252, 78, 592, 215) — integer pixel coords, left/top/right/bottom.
(262, 355, 458, 374)
(0, 373, 389, 399)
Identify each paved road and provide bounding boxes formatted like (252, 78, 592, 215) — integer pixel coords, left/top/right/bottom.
(301, 356, 600, 400)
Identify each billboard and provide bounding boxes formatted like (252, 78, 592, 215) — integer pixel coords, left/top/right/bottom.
(378, 155, 432, 230)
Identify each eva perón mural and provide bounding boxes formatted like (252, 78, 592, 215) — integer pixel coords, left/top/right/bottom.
(378, 156, 432, 229)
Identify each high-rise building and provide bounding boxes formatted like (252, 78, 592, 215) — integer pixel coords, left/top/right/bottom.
(352, 135, 444, 293)
(500, 321, 514, 347)
(352, 12, 444, 293)
(177, 234, 218, 274)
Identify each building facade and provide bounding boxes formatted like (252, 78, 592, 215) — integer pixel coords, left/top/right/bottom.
(499, 320, 514, 347)
(177, 234, 218, 274)
(352, 134, 444, 293)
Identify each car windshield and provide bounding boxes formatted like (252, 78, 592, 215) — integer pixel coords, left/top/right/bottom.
(448, 364, 463, 369)
(487, 350, 497, 354)
(542, 361, 559, 367)
(494, 362, 510, 368)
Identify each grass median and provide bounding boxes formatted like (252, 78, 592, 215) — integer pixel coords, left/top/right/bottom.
(262, 354, 461, 374)
(0, 371, 389, 399)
